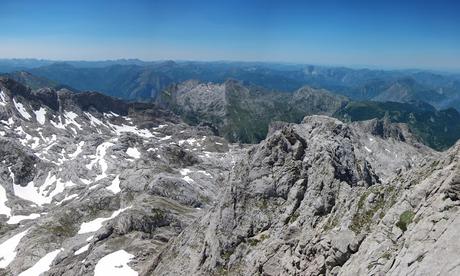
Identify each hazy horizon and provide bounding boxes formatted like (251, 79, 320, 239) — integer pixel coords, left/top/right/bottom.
(1, 57, 460, 75)
(1, 0, 459, 71)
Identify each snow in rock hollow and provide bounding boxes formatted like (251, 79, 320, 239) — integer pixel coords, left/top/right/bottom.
(78, 206, 131, 234)
(56, 194, 79, 205)
(183, 176, 195, 184)
(179, 168, 192, 176)
(84, 112, 105, 127)
(13, 98, 32, 120)
(94, 250, 138, 276)
(64, 111, 82, 130)
(0, 229, 29, 268)
(0, 90, 7, 106)
(69, 141, 85, 159)
(74, 244, 90, 255)
(34, 107, 47, 125)
(86, 142, 114, 181)
(126, 147, 141, 159)
(0, 184, 11, 217)
(106, 175, 121, 194)
(107, 121, 154, 138)
(13, 173, 75, 206)
(7, 213, 40, 224)
(18, 248, 62, 276)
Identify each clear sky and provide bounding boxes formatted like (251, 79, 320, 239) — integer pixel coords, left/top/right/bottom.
(1, 0, 459, 70)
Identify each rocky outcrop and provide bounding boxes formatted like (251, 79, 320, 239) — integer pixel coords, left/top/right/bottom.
(146, 115, 437, 275)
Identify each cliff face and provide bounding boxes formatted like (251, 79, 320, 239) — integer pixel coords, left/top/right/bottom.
(146, 115, 453, 276)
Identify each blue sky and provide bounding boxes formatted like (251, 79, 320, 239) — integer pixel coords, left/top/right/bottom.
(1, 0, 459, 70)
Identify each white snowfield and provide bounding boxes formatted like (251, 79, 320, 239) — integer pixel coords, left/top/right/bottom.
(108, 120, 154, 138)
(0, 229, 29, 268)
(364, 145, 372, 153)
(18, 248, 63, 276)
(78, 206, 131, 234)
(69, 141, 85, 159)
(13, 98, 32, 120)
(34, 107, 47, 125)
(94, 250, 138, 276)
(74, 244, 90, 255)
(86, 141, 114, 181)
(183, 175, 195, 184)
(13, 173, 75, 206)
(0, 90, 7, 106)
(106, 175, 121, 194)
(126, 147, 141, 159)
(7, 213, 40, 224)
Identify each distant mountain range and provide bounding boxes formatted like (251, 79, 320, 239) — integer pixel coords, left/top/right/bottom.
(1, 59, 459, 111)
(1, 59, 460, 150)
(334, 101, 460, 150)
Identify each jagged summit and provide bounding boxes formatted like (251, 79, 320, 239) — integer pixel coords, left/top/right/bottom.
(146, 115, 441, 275)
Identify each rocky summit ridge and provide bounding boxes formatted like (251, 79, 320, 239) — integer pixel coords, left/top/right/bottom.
(0, 77, 459, 276)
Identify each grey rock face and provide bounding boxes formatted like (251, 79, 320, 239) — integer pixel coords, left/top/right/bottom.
(0, 78, 242, 276)
(146, 115, 439, 276)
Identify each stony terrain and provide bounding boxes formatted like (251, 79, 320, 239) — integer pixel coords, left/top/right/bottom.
(0, 76, 459, 276)
(0, 78, 244, 276)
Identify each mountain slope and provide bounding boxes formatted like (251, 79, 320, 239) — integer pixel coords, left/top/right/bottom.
(0, 78, 240, 276)
(372, 78, 446, 106)
(29, 63, 174, 100)
(0, 71, 59, 90)
(334, 101, 460, 150)
(146, 116, 445, 275)
(157, 80, 349, 143)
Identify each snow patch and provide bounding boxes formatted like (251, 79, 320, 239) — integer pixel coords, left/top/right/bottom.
(126, 147, 141, 159)
(364, 146, 372, 153)
(69, 141, 85, 159)
(197, 170, 212, 177)
(106, 175, 121, 194)
(108, 122, 153, 138)
(159, 135, 172, 141)
(13, 173, 75, 206)
(0, 90, 7, 106)
(57, 194, 79, 205)
(18, 248, 62, 276)
(13, 98, 31, 120)
(75, 244, 90, 255)
(179, 168, 192, 176)
(86, 142, 114, 181)
(34, 107, 47, 125)
(0, 229, 29, 268)
(183, 176, 194, 184)
(78, 206, 131, 234)
(7, 213, 40, 224)
(94, 250, 137, 276)
(85, 112, 105, 127)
